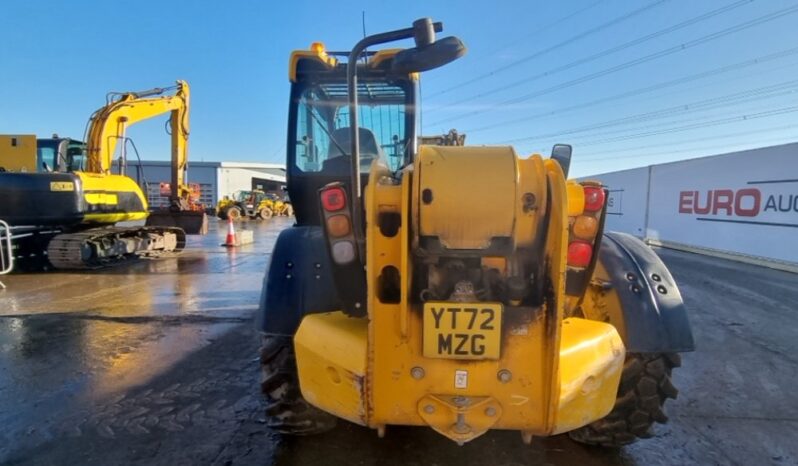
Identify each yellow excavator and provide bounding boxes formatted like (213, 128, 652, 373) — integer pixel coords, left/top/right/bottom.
(0, 80, 206, 269)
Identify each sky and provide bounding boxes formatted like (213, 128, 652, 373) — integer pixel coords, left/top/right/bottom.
(1, 0, 797, 177)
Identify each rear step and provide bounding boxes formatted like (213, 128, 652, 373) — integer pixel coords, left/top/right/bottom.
(46, 226, 187, 269)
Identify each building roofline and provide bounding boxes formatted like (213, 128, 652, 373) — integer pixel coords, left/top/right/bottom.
(127, 160, 287, 170)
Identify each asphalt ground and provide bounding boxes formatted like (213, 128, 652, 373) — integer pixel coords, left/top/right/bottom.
(0, 219, 796, 465)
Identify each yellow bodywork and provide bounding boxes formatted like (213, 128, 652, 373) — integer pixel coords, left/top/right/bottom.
(77, 172, 148, 224)
(83, 81, 200, 213)
(0, 135, 37, 172)
(294, 146, 625, 443)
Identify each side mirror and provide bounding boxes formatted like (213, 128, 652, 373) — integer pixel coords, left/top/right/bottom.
(551, 144, 572, 178)
(392, 36, 466, 74)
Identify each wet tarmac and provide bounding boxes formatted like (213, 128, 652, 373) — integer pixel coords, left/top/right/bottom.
(1, 219, 796, 465)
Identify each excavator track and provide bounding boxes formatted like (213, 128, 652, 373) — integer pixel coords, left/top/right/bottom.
(46, 226, 186, 269)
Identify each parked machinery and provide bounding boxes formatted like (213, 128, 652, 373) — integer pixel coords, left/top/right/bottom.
(255, 19, 694, 447)
(217, 190, 293, 220)
(0, 135, 85, 173)
(0, 81, 206, 269)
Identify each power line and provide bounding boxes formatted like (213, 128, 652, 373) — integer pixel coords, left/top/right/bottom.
(425, 0, 667, 100)
(515, 100, 798, 154)
(576, 131, 798, 166)
(476, 0, 606, 61)
(514, 98, 797, 155)
(428, 3, 798, 127)
(502, 79, 798, 144)
(576, 122, 798, 160)
(464, 47, 798, 134)
(563, 105, 798, 147)
(429, 0, 751, 114)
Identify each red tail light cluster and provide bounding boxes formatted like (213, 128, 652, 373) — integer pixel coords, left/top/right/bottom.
(567, 182, 605, 269)
(320, 183, 356, 264)
(567, 241, 593, 268)
(583, 186, 605, 212)
(321, 187, 346, 212)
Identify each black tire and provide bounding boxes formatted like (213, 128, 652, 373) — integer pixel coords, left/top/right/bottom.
(260, 335, 337, 435)
(226, 206, 242, 220)
(258, 207, 274, 219)
(569, 352, 681, 447)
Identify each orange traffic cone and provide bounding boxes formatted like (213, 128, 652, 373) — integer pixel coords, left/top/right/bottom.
(224, 217, 237, 247)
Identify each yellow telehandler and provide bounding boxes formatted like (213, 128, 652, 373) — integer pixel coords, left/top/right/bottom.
(256, 19, 694, 447)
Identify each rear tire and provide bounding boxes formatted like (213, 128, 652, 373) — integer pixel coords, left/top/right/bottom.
(260, 334, 337, 435)
(568, 352, 681, 447)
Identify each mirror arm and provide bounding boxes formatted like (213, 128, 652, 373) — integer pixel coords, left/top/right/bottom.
(346, 20, 443, 262)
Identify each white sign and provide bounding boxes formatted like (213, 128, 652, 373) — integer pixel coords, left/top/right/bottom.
(647, 144, 798, 264)
(585, 143, 798, 267)
(583, 167, 650, 238)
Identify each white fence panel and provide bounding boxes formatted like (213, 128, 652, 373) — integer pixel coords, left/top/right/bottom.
(646, 143, 798, 265)
(583, 167, 650, 237)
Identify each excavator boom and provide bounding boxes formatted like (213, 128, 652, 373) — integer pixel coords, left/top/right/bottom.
(86, 81, 190, 191)
(83, 80, 206, 234)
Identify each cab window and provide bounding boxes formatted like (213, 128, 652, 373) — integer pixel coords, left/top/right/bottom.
(294, 81, 409, 174)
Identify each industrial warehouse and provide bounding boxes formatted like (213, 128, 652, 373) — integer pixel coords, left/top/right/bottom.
(127, 160, 287, 209)
(1, 2, 797, 466)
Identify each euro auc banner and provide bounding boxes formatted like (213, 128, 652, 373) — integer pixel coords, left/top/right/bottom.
(587, 143, 798, 267)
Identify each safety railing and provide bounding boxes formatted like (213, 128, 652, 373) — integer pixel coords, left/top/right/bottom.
(0, 219, 13, 290)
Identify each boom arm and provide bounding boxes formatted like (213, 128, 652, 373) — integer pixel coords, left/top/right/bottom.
(85, 80, 190, 198)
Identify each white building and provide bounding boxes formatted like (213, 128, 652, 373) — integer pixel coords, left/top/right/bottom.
(126, 160, 286, 208)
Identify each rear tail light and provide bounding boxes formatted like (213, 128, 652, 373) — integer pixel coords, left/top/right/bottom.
(583, 186, 605, 212)
(331, 240, 356, 264)
(567, 241, 593, 267)
(327, 214, 351, 237)
(321, 187, 347, 211)
(573, 215, 598, 240)
(320, 183, 357, 265)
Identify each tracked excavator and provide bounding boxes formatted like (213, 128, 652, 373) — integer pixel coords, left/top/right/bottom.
(0, 81, 207, 269)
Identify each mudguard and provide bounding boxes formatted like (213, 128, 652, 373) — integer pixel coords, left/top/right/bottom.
(256, 225, 341, 335)
(595, 231, 695, 353)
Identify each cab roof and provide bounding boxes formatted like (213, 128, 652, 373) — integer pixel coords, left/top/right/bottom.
(289, 43, 411, 82)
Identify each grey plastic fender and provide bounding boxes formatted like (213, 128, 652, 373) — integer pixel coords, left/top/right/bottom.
(596, 232, 695, 353)
(256, 225, 341, 336)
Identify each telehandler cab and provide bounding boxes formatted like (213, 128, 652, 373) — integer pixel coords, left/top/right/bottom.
(257, 18, 694, 447)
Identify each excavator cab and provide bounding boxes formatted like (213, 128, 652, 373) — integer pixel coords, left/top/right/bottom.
(35, 137, 87, 172)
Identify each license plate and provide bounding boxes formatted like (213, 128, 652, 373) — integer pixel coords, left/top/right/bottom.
(423, 302, 502, 360)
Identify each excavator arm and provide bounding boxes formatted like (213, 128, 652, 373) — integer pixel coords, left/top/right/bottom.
(84, 80, 207, 234)
(86, 80, 190, 201)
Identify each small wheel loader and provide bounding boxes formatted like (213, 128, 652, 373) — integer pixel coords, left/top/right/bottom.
(256, 19, 694, 447)
(217, 190, 293, 220)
